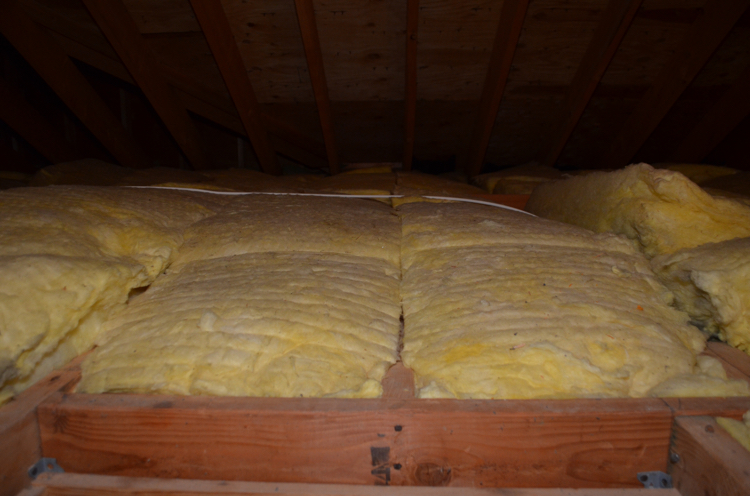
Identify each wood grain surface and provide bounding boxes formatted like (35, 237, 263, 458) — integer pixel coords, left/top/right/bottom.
(38, 391, 675, 488)
(0, 355, 84, 496)
(24, 472, 682, 495)
(669, 416, 750, 496)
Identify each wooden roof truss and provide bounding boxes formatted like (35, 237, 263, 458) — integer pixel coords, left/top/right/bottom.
(1, 0, 749, 175)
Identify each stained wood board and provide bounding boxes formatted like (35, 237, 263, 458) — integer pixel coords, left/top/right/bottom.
(38, 391, 677, 488)
(21, 472, 682, 495)
(33, 345, 750, 490)
(598, 0, 705, 88)
(0, 355, 85, 496)
(416, 0, 501, 102)
(3, 341, 749, 494)
(217, 0, 311, 104)
(314, 0, 406, 102)
(669, 416, 750, 496)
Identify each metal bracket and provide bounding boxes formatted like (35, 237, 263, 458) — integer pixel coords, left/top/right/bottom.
(28, 458, 64, 480)
(637, 471, 673, 489)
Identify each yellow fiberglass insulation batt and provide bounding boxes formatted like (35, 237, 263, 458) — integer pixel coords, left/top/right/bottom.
(652, 238, 750, 353)
(0, 186, 221, 403)
(79, 195, 402, 398)
(398, 202, 749, 399)
(525, 163, 750, 258)
(78, 252, 401, 398)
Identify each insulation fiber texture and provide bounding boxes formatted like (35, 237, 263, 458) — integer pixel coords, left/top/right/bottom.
(0, 186, 217, 403)
(80, 196, 403, 398)
(399, 202, 748, 399)
(526, 163, 750, 258)
(652, 238, 750, 354)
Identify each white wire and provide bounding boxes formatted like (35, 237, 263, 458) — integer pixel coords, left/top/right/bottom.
(125, 185, 536, 216)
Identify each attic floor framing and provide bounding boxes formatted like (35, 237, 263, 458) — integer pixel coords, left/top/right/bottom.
(1, 342, 749, 496)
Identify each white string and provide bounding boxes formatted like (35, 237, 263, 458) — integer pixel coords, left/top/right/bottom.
(125, 185, 536, 216)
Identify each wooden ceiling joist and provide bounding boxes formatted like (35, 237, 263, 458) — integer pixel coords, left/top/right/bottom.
(81, 0, 206, 170)
(465, 0, 530, 177)
(402, 0, 419, 172)
(0, 0, 147, 169)
(671, 64, 750, 164)
(601, 0, 750, 169)
(294, 0, 340, 175)
(189, 0, 281, 175)
(0, 76, 78, 164)
(541, 0, 642, 167)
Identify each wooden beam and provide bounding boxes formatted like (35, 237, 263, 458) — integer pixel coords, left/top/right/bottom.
(0, 0, 147, 169)
(403, 0, 419, 172)
(19, 9, 327, 173)
(0, 77, 77, 164)
(294, 0, 340, 174)
(189, 0, 281, 176)
(0, 356, 83, 496)
(81, 0, 206, 170)
(702, 341, 750, 383)
(671, 64, 750, 163)
(465, 0, 530, 177)
(26, 472, 681, 496)
(39, 392, 679, 487)
(173, 86, 327, 170)
(601, 0, 750, 168)
(669, 416, 750, 496)
(541, 0, 643, 167)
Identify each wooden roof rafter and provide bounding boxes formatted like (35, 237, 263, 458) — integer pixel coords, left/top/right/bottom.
(540, 0, 643, 168)
(0, 0, 148, 169)
(58, 32, 327, 172)
(0, 76, 78, 164)
(22, 10, 327, 174)
(402, 0, 419, 172)
(464, 0, 530, 177)
(671, 63, 750, 164)
(81, 0, 207, 171)
(189, 0, 281, 175)
(601, 0, 750, 169)
(294, 0, 340, 175)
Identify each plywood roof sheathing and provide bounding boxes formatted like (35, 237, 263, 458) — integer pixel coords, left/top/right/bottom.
(671, 63, 750, 163)
(294, 0, 340, 174)
(82, 0, 207, 170)
(465, 0, 530, 177)
(602, 0, 750, 169)
(0, 76, 78, 164)
(0, 0, 148, 169)
(190, 0, 281, 175)
(403, 0, 419, 172)
(541, 0, 643, 168)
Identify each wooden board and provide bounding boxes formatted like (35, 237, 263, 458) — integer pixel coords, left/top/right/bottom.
(21, 472, 681, 496)
(669, 416, 750, 496)
(0, 356, 84, 496)
(31, 346, 750, 490)
(4, 340, 750, 495)
(38, 392, 677, 488)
